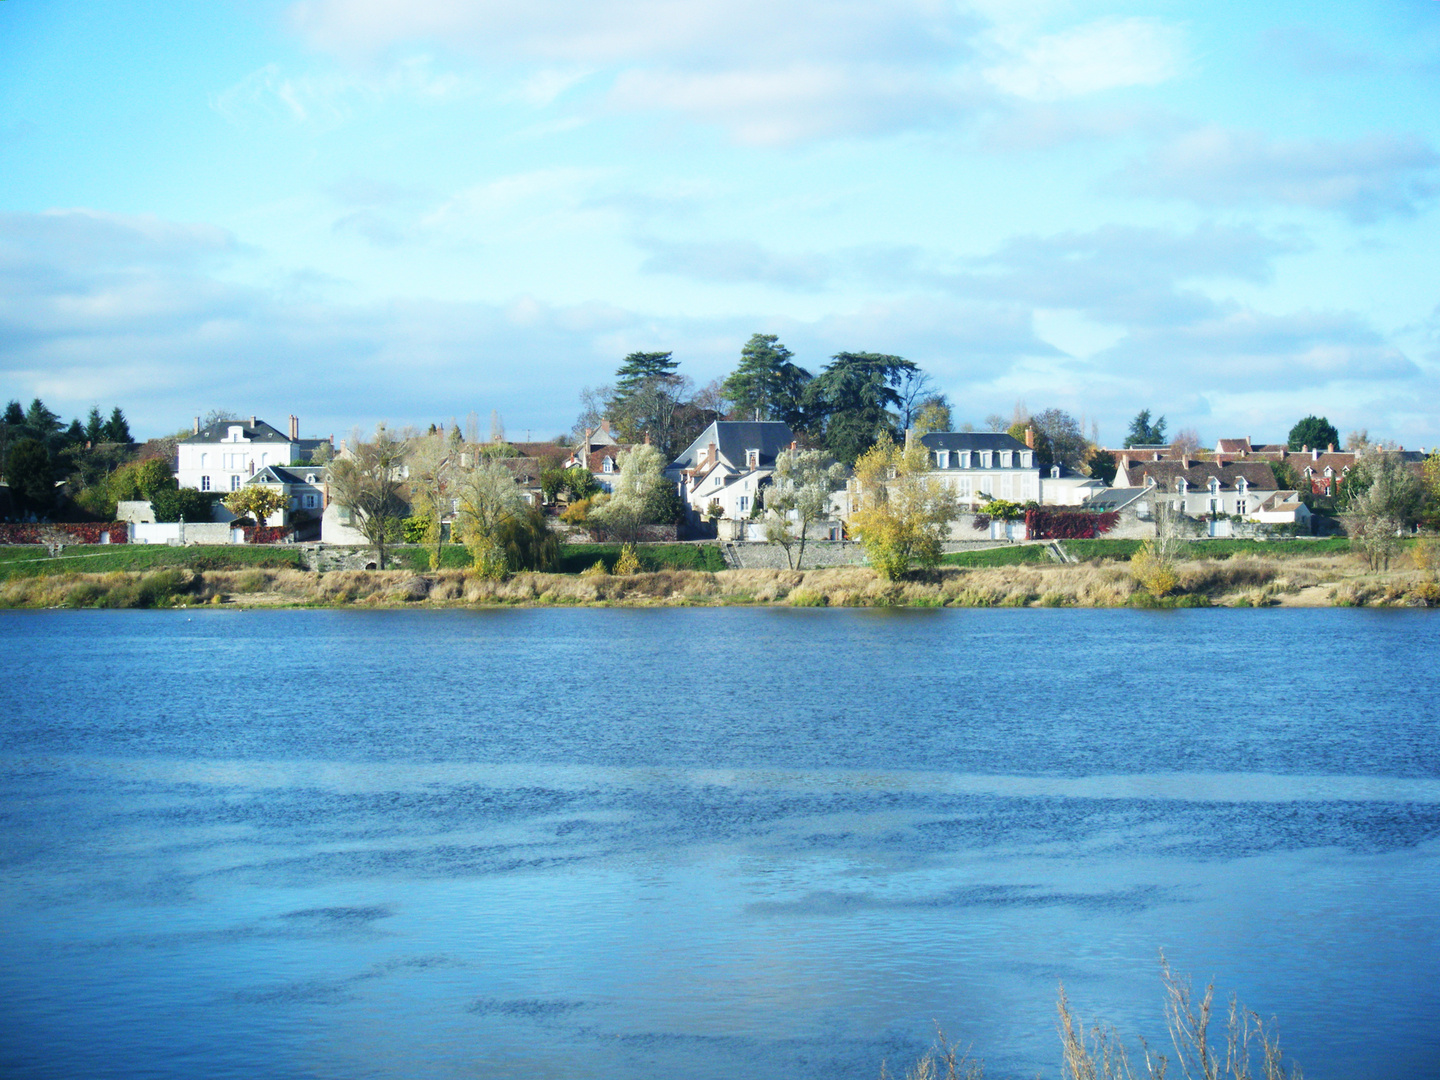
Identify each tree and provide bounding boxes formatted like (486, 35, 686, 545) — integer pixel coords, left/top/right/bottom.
(1124, 409, 1167, 448)
(722, 334, 812, 427)
(606, 351, 694, 457)
(1288, 415, 1340, 452)
(911, 396, 952, 437)
(5, 437, 55, 515)
(983, 412, 1008, 433)
(763, 448, 847, 569)
(1088, 450, 1117, 486)
(1170, 428, 1202, 458)
(149, 486, 216, 523)
(82, 406, 105, 445)
(109, 457, 174, 502)
(24, 398, 63, 447)
(490, 409, 505, 444)
(848, 433, 959, 579)
(589, 443, 678, 542)
(62, 419, 85, 446)
(406, 433, 455, 570)
(1341, 452, 1421, 570)
(805, 352, 919, 466)
(2, 401, 23, 427)
(222, 486, 289, 526)
(328, 426, 411, 569)
(571, 385, 612, 442)
(454, 456, 528, 578)
(103, 407, 132, 444)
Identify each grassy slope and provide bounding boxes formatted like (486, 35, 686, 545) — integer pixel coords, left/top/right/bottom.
(389, 543, 727, 574)
(0, 544, 308, 581)
(942, 536, 1355, 568)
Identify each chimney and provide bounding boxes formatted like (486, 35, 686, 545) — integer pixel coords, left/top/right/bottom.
(600, 419, 610, 436)
(1025, 426, 1035, 449)
(1181, 455, 1190, 470)
(707, 441, 717, 465)
(193, 416, 200, 435)
(1153, 451, 1161, 461)
(1328, 443, 1335, 453)
(643, 432, 650, 445)
(289, 415, 299, 441)
(790, 441, 797, 451)
(1312, 448, 1319, 461)
(250, 415, 257, 428)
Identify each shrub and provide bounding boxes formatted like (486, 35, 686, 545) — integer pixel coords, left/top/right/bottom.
(788, 589, 827, 607)
(1130, 541, 1179, 597)
(614, 544, 641, 575)
(580, 559, 608, 577)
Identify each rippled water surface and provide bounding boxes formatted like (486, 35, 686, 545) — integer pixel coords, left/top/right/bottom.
(2, 607, 1438, 1079)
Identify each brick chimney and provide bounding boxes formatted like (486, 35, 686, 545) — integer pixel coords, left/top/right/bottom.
(250, 415, 257, 428)
(193, 416, 200, 435)
(707, 440, 717, 465)
(289, 415, 299, 440)
(1025, 426, 1035, 449)
(1328, 443, 1335, 453)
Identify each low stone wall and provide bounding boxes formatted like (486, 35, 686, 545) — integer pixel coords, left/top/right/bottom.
(724, 538, 1033, 569)
(132, 521, 239, 544)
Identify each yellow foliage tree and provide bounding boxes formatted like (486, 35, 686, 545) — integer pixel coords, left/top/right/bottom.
(222, 486, 289, 527)
(848, 433, 959, 579)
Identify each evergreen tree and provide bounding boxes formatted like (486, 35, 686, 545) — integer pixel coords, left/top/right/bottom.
(722, 334, 812, 427)
(24, 398, 63, 444)
(84, 406, 105, 444)
(103, 406, 133, 444)
(5, 437, 54, 514)
(606, 351, 690, 456)
(1123, 409, 1167, 448)
(1287, 415, 1340, 452)
(3, 400, 25, 427)
(805, 352, 918, 466)
(62, 419, 86, 445)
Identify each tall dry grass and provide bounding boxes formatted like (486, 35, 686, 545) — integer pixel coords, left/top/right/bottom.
(889, 959, 1302, 1080)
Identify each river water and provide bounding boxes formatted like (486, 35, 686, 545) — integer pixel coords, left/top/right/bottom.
(1, 607, 1437, 1079)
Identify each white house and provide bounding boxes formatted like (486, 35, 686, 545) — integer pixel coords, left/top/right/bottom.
(668, 420, 796, 524)
(915, 431, 1040, 506)
(240, 464, 327, 535)
(1114, 456, 1305, 523)
(175, 415, 332, 500)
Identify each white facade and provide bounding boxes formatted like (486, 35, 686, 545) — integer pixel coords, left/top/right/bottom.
(917, 432, 1040, 507)
(176, 417, 306, 496)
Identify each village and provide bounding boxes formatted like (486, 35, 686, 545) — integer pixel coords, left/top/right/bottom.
(2, 344, 1437, 601)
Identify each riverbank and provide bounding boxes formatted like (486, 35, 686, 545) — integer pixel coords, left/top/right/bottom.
(1, 548, 1434, 608)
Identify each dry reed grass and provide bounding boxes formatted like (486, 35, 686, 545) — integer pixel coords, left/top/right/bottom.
(888, 958, 1302, 1080)
(0, 549, 1424, 609)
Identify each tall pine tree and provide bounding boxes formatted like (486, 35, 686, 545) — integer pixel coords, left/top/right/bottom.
(722, 334, 812, 428)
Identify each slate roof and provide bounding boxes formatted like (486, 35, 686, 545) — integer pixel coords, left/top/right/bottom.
(920, 431, 1030, 454)
(246, 465, 325, 486)
(1120, 459, 1279, 491)
(670, 421, 794, 471)
(182, 419, 292, 444)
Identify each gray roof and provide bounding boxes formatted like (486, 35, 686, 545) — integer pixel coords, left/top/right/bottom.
(670, 421, 795, 471)
(1086, 487, 1149, 510)
(246, 465, 324, 486)
(919, 432, 1030, 453)
(1120, 459, 1278, 491)
(182, 419, 291, 444)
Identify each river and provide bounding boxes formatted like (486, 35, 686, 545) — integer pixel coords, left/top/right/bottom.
(1, 607, 1437, 1079)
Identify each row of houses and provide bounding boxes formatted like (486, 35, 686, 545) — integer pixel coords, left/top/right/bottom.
(139, 412, 1429, 546)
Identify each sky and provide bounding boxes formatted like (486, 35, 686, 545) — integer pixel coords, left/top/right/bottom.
(2, 0, 1439, 447)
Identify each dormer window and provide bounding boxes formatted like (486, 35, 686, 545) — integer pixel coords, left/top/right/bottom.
(1208, 478, 1219, 494)
(981, 451, 993, 468)
(602, 456, 614, 473)
(960, 451, 972, 468)
(1000, 450, 1013, 468)
(1177, 478, 1188, 495)
(1020, 451, 1033, 469)
(226, 425, 243, 442)
(1237, 477, 1248, 494)
(936, 450, 949, 469)
(746, 448, 760, 468)
(1051, 466, 1060, 479)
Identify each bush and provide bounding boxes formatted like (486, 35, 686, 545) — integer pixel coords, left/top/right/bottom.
(1130, 541, 1179, 597)
(614, 544, 641, 575)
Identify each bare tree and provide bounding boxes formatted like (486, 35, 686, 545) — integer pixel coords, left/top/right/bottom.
(572, 385, 612, 442)
(984, 412, 1008, 433)
(1171, 427, 1202, 458)
(895, 370, 935, 431)
(327, 425, 411, 570)
(465, 411, 480, 445)
(490, 409, 505, 444)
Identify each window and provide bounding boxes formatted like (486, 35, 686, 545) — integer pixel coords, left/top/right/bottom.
(230, 475, 241, 491)
(201, 475, 211, 491)
(304, 494, 317, 509)
(603, 456, 614, 473)
(1021, 451, 1033, 469)
(738, 496, 749, 512)
(1209, 498, 1218, 514)
(960, 451, 971, 468)
(980, 451, 992, 468)
(936, 450, 949, 468)
(1236, 498, 1247, 515)
(1000, 450, 1013, 468)
(746, 448, 759, 468)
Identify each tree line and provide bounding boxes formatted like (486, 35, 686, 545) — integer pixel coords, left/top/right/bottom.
(0, 398, 138, 519)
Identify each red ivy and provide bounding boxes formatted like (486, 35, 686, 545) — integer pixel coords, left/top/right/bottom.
(241, 525, 294, 544)
(0, 522, 129, 544)
(1024, 508, 1119, 540)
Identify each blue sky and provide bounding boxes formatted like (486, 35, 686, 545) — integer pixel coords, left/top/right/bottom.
(2, 0, 1438, 446)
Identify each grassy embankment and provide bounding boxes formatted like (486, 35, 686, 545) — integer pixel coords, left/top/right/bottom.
(0, 536, 1433, 609)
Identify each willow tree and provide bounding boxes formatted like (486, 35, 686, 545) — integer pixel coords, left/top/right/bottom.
(454, 457, 528, 579)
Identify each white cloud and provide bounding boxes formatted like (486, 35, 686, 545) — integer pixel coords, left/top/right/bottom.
(984, 17, 1184, 101)
(1121, 127, 1440, 221)
(212, 55, 478, 127)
